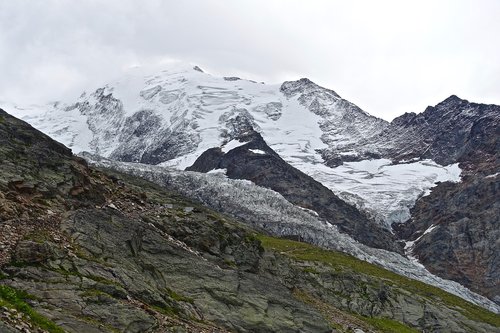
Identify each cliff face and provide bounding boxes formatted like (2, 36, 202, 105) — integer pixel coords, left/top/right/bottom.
(393, 97, 500, 305)
(364, 95, 500, 165)
(395, 173, 500, 305)
(1, 109, 499, 332)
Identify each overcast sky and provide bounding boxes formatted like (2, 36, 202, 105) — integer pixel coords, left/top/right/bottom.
(1, 0, 499, 120)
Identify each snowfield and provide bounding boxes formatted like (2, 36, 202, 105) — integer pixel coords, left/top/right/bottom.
(290, 158, 461, 228)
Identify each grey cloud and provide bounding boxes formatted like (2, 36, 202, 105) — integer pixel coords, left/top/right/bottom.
(0, 0, 499, 120)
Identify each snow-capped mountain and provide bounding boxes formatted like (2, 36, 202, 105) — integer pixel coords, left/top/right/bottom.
(5, 63, 499, 305)
(6, 64, 461, 229)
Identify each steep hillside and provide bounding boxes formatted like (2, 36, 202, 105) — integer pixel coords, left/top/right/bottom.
(83, 153, 498, 314)
(1, 110, 499, 333)
(396, 174, 500, 305)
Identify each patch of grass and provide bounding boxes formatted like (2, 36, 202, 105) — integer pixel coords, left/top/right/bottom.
(258, 235, 500, 328)
(244, 233, 260, 243)
(47, 265, 120, 288)
(9, 261, 37, 268)
(152, 304, 180, 317)
(0, 284, 65, 333)
(71, 243, 113, 267)
(81, 289, 108, 298)
(165, 287, 194, 304)
(363, 317, 419, 333)
(293, 288, 370, 332)
(86, 274, 119, 286)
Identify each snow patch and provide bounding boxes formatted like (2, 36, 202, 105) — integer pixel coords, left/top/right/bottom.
(207, 168, 227, 176)
(221, 140, 247, 153)
(404, 224, 439, 262)
(485, 172, 499, 179)
(249, 149, 266, 155)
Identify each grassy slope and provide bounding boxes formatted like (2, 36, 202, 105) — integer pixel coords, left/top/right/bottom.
(258, 235, 500, 328)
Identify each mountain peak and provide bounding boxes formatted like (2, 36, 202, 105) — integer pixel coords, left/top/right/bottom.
(437, 95, 468, 108)
(280, 78, 341, 98)
(193, 65, 204, 73)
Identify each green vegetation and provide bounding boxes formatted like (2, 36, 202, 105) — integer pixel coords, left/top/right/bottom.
(81, 288, 110, 299)
(79, 315, 120, 333)
(292, 287, 418, 332)
(152, 304, 180, 317)
(165, 287, 194, 303)
(223, 258, 237, 268)
(258, 235, 500, 327)
(0, 284, 65, 333)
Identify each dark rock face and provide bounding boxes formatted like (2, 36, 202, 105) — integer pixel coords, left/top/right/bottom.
(281, 78, 341, 99)
(393, 96, 500, 305)
(107, 109, 201, 165)
(187, 131, 403, 254)
(375, 96, 500, 165)
(395, 174, 500, 304)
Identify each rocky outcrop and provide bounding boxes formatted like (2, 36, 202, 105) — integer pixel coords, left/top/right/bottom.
(395, 173, 500, 305)
(393, 96, 500, 305)
(362, 95, 500, 165)
(2, 109, 499, 332)
(187, 131, 403, 254)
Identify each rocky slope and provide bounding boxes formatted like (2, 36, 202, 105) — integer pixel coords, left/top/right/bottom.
(83, 153, 499, 314)
(396, 173, 500, 305)
(350, 95, 500, 165)
(392, 96, 500, 305)
(1, 110, 500, 333)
